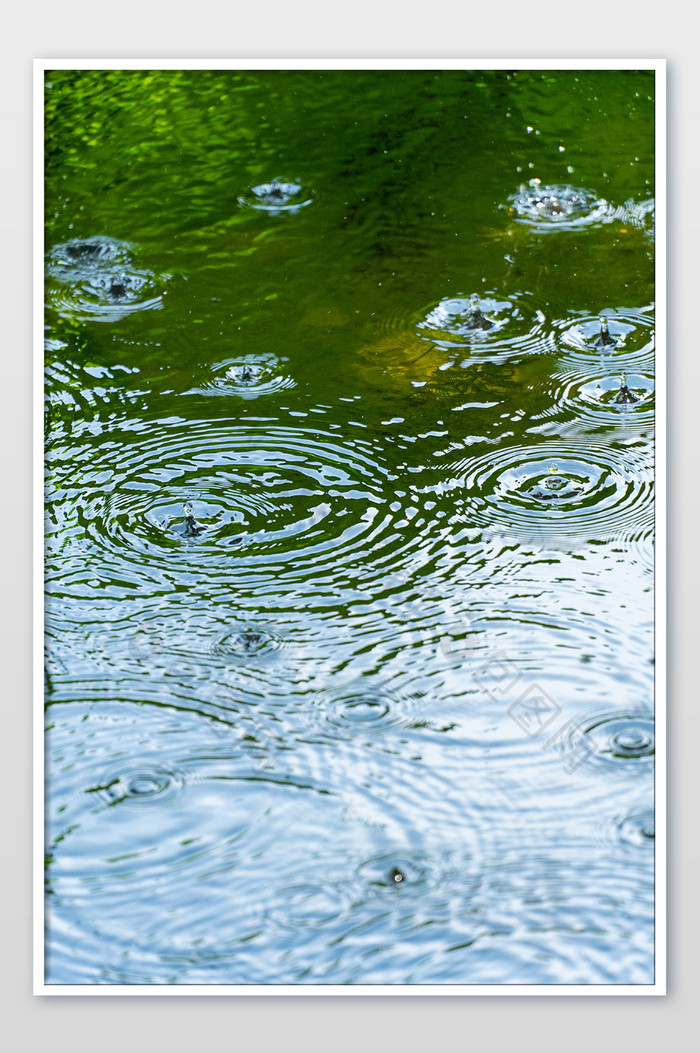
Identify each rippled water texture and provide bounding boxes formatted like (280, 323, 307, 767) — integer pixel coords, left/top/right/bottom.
(46, 237, 170, 321)
(44, 68, 656, 986)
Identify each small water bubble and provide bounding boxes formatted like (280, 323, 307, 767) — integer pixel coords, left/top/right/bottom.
(616, 729, 648, 752)
(128, 775, 166, 797)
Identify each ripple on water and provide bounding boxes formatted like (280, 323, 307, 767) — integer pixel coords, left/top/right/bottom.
(532, 369, 655, 437)
(417, 289, 555, 364)
(616, 812, 655, 850)
(47, 236, 133, 270)
(91, 765, 186, 807)
(187, 353, 296, 399)
(596, 808, 655, 857)
(357, 288, 557, 385)
(45, 236, 169, 322)
(237, 177, 313, 214)
(45, 420, 404, 599)
(357, 853, 442, 890)
(45, 354, 149, 425)
(600, 196, 656, 240)
(506, 180, 609, 231)
(442, 440, 654, 548)
(312, 684, 427, 735)
(580, 713, 655, 772)
(49, 777, 340, 966)
(555, 306, 655, 369)
(627, 532, 655, 578)
(46, 700, 487, 982)
(209, 625, 285, 659)
(269, 878, 355, 932)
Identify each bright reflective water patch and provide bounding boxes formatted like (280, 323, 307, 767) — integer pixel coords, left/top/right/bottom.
(506, 180, 609, 231)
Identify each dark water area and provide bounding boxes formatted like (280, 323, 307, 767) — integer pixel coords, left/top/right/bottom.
(43, 68, 656, 985)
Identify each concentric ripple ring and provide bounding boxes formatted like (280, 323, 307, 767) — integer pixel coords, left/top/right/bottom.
(45, 420, 405, 598)
(506, 180, 608, 231)
(187, 354, 296, 398)
(237, 178, 313, 214)
(442, 441, 653, 547)
(45, 236, 169, 321)
(417, 289, 556, 364)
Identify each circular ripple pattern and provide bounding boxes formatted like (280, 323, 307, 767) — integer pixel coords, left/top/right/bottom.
(417, 289, 555, 363)
(592, 802, 656, 858)
(313, 687, 421, 733)
(47, 700, 486, 982)
(329, 694, 393, 726)
(92, 765, 185, 807)
(237, 177, 313, 214)
(575, 372, 654, 411)
(506, 180, 608, 231)
(357, 853, 440, 890)
(269, 878, 354, 932)
(582, 715, 655, 769)
(46, 236, 168, 321)
(188, 354, 296, 398)
(555, 306, 655, 369)
(535, 370, 655, 432)
(47, 420, 405, 597)
(446, 441, 654, 546)
(209, 625, 284, 659)
(615, 812, 655, 851)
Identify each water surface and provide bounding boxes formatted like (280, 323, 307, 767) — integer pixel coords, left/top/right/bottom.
(44, 68, 656, 986)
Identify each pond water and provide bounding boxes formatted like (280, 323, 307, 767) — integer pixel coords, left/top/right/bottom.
(43, 68, 656, 986)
